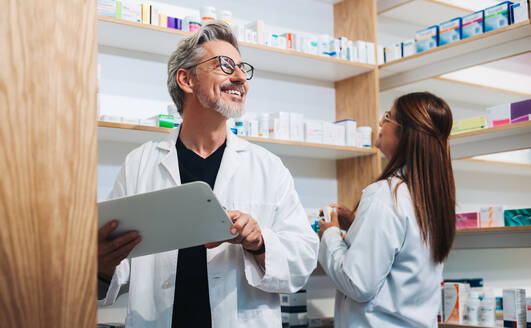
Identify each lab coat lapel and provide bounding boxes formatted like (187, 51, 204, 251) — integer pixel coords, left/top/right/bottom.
(212, 128, 248, 201)
(158, 127, 181, 186)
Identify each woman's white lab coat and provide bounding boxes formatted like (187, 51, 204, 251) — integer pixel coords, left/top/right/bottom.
(319, 178, 443, 328)
(99, 126, 319, 328)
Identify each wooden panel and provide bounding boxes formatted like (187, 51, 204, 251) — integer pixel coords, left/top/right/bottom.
(334, 0, 377, 42)
(337, 155, 382, 207)
(0, 0, 97, 327)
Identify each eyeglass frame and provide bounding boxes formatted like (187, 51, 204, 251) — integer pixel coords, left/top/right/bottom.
(380, 110, 401, 126)
(188, 55, 254, 80)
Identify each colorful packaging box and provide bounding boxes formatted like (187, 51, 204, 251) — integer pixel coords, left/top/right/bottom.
(504, 208, 531, 226)
(402, 39, 416, 57)
(439, 17, 462, 46)
(456, 212, 480, 229)
(444, 283, 469, 323)
(416, 25, 439, 53)
(480, 206, 504, 228)
(511, 0, 530, 24)
(384, 43, 402, 62)
(97, 0, 118, 17)
(158, 14, 168, 28)
(462, 11, 485, 39)
(451, 116, 486, 134)
(486, 104, 511, 127)
(484, 1, 511, 32)
(510, 98, 531, 123)
(152, 114, 175, 128)
(503, 289, 527, 328)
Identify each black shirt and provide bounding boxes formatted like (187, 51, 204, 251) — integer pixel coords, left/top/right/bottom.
(171, 136, 226, 328)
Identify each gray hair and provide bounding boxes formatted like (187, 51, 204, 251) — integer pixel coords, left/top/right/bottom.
(167, 22, 239, 115)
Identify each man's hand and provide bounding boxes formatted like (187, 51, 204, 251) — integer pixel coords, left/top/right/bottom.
(98, 220, 142, 280)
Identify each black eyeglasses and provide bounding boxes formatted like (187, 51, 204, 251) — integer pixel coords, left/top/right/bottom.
(190, 55, 254, 80)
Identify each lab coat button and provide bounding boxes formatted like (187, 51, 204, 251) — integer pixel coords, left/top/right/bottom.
(162, 280, 171, 289)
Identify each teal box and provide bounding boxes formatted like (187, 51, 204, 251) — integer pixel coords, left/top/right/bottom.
(504, 208, 531, 226)
(484, 1, 512, 32)
(439, 17, 462, 45)
(416, 25, 439, 53)
(462, 11, 484, 39)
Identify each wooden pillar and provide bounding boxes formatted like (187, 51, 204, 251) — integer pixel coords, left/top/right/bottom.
(334, 0, 382, 207)
(0, 0, 98, 327)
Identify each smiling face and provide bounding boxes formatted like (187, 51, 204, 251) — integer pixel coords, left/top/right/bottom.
(191, 40, 249, 118)
(375, 106, 401, 160)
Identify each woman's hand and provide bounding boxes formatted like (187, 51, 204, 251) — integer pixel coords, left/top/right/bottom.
(331, 203, 356, 231)
(318, 209, 340, 239)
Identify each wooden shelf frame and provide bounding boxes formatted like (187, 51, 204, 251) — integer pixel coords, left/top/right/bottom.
(453, 226, 531, 249)
(449, 121, 531, 159)
(97, 121, 378, 159)
(97, 16, 375, 82)
(379, 20, 531, 91)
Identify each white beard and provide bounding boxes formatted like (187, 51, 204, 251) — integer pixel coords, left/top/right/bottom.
(196, 87, 245, 119)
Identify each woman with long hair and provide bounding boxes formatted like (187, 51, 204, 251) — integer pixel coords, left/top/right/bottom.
(318, 92, 456, 327)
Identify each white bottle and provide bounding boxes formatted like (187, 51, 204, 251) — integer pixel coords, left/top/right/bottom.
(259, 113, 270, 138)
(479, 290, 496, 327)
(465, 291, 480, 325)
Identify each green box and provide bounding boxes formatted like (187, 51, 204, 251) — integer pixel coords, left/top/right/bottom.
(504, 208, 531, 226)
(157, 114, 174, 128)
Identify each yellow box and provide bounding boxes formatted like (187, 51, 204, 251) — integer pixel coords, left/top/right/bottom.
(141, 4, 151, 24)
(452, 116, 486, 134)
(158, 14, 168, 28)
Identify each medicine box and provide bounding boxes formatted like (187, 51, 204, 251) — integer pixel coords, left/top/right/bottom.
(149, 114, 174, 128)
(366, 42, 376, 65)
(462, 11, 484, 39)
(354, 41, 368, 64)
(504, 208, 531, 226)
(97, 0, 118, 17)
(119, 0, 141, 23)
(456, 212, 479, 229)
(384, 44, 401, 63)
(510, 98, 531, 123)
(334, 124, 346, 146)
(416, 25, 439, 53)
(479, 206, 504, 228)
(511, 0, 530, 24)
(280, 291, 307, 308)
(484, 2, 511, 33)
(304, 120, 324, 144)
(336, 119, 357, 147)
(377, 45, 385, 65)
(451, 116, 486, 134)
(486, 104, 511, 127)
(289, 113, 304, 142)
(443, 283, 469, 323)
(281, 312, 308, 327)
(402, 39, 416, 58)
(323, 122, 336, 145)
(269, 112, 290, 140)
(439, 17, 462, 46)
(527, 297, 531, 327)
(503, 289, 527, 328)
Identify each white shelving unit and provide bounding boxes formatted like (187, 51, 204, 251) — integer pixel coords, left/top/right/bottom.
(378, 0, 470, 25)
(97, 16, 374, 82)
(98, 121, 378, 160)
(453, 226, 531, 249)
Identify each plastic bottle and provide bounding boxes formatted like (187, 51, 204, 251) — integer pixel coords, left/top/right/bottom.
(200, 6, 216, 25)
(465, 291, 480, 325)
(258, 113, 269, 138)
(479, 290, 496, 327)
(219, 10, 232, 25)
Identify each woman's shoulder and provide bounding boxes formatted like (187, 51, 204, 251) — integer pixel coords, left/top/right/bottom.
(362, 177, 411, 207)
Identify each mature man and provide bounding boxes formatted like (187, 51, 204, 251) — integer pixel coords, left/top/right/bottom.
(97, 22, 319, 327)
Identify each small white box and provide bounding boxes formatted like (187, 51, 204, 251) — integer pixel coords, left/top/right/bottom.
(402, 39, 416, 58)
(354, 41, 367, 63)
(289, 113, 304, 142)
(377, 45, 385, 65)
(366, 42, 376, 65)
(486, 104, 511, 127)
(479, 206, 504, 228)
(280, 291, 307, 307)
(503, 289, 526, 328)
(511, 0, 529, 24)
(329, 39, 340, 58)
(150, 6, 159, 26)
(120, 0, 141, 23)
(443, 283, 469, 323)
(281, 312, 308, 327)
(339, 37, 349, 60)
(269, 112, 290, 140)
(323, 122, 336, 145)
(244, 20, 264, 45)
(336, 119, 357, 147)
(304, 120, 324, 144)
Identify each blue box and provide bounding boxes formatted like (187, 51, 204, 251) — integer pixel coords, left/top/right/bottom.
(511, 0, 530, 24)
(484, 1, 512, 32)
(415, 25, 439, 53)
(462, 10, 484, 39)
(439, 17, 462, 45)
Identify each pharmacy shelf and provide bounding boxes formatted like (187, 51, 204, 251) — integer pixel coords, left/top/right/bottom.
(97, 16, 374, 82)
(453, 158, 531, 177)
(378, 0, 471, 27)
(379, 77, 530, 109)
(454, 226, 531, 249)
(97, 121, 378, 160)
(438, 321, 502, 328)
(449, 121, 531, 159)
(379, 21, 531, 91)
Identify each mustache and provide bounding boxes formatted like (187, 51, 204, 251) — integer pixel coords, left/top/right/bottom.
(220, 83, 245, 94)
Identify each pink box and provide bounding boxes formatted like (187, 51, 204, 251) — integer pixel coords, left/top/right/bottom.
(456, 212, 479, 229)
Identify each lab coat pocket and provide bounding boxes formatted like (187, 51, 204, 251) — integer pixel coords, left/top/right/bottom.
(230, 201, 277, 229)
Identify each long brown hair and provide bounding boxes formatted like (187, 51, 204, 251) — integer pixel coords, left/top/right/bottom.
(379, 92, 456, 263)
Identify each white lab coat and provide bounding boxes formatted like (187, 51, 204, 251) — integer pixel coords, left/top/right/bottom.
(319, 177, 443, 328)
(99, 126, 319, 328)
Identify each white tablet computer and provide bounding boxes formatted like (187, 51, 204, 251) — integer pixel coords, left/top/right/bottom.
(98, 181, 235, 258)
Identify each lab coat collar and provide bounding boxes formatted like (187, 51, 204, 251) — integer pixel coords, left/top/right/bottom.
(156, 124, 249, 188)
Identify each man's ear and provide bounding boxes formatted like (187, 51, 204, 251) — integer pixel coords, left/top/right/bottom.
(176, 68, 195, 95)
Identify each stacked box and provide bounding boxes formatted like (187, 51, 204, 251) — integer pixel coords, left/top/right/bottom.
(503, 289, 527, 328)
(336, 119, 357, 147)
(439, 17, 462, 46)
(401, 39, 416, 57)
(462, 11, 485, 39)
(484, 2, 511, 32)
(289, 113, 304, 142)
(443, 283, 469, 323)
(416, 26, 439, 53)
(269, 112, 290, 140)
(304, 120, 324, 144)
(281, 290, 308, 328)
